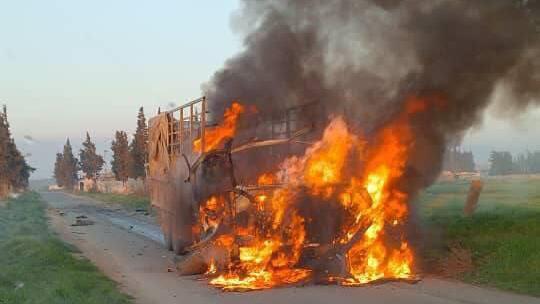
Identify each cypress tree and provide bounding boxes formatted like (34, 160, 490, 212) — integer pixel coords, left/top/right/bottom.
(0, 106, 9, 192)
(111, 131, 131, 184)
(0, 105, 34, 191)
(130, 107, 148, 179)
(79, 132, 104, 183)
(54, 153, 65, 187)
(7, 144, 33, 189)
(62, 139, 79, 189)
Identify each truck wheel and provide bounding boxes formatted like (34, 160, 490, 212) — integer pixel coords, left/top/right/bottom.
(172, 182, 194, 255)
(160, 210, 174, 251)
(171, 213, 191, 255)
(164, 230, 173, 251)
(172, 237, 189, 255)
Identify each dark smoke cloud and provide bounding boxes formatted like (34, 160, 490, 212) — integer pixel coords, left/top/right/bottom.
(203, 0, 540, 188)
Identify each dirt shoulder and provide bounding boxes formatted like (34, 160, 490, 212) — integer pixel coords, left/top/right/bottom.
(42, 191, 540, 304)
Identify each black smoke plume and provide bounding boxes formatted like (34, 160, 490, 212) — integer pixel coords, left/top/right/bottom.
(204, 0, 540, 189)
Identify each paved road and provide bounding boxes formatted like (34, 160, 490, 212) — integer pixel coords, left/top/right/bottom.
(41, 191, 540, 304)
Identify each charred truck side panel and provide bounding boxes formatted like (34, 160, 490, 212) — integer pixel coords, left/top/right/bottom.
(148, 98, 207, 254)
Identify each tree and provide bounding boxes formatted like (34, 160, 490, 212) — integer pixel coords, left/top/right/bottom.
(79, 132, 104, 182)
(0, 106, 10, 190)
(489, 151, 514, 176)
(443, 147, 476, 172)
(512, 151, 540, 174)
(463, 151, 475, 172)
(514, 153, 527, 174)
(6, 142, 34, 189)
(528, 151, 540, 173)
(130, 107, 148, 179)
(62, 138, 79, 189)
(54, 153, 65, 186)
(111, 131, 131, 184)
(0, 105, 34, 191)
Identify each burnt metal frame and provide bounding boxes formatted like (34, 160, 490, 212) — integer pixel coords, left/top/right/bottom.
(159, 98, 321, 253)
(165, 96, 207, 155)
(163, 97, 319, 157)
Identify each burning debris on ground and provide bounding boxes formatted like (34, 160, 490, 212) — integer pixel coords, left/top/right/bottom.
(147, 0, 540, 293)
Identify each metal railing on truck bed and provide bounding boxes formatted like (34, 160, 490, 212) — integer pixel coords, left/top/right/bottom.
(165, 97, 207, 155)
(162, 97, 321, 156)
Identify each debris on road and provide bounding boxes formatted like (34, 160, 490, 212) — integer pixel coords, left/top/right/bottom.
(72, 218, 95, 226)
(175, 253, 207, 276)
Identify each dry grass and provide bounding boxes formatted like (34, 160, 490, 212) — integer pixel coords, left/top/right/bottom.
(436, 242, 473, 278)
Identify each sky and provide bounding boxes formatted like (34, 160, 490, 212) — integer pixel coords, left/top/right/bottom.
(1, 0, 539, 179)
(1, 0, 242, 178)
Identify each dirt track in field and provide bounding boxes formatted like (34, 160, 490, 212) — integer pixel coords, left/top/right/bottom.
(41, 191, 540, 304)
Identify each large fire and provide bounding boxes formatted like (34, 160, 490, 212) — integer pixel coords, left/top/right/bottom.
(191, 96, 439, 291)
(193, 102, 245, 152)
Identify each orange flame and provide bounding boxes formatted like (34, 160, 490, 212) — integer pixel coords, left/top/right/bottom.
(343, 117, 414, 285)
(193, 102, 245, 152)
(303, 117, 357, 197)
(208, 206, 310, 290)
(203, 96, 439, 290)
(198, 196, 226, 236)
(257, 173, 275, 185)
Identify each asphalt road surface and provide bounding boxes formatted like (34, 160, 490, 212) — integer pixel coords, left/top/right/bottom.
(41, 191, 540, 304)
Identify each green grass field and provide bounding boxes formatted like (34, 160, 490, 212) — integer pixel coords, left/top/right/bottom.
(0, 192, 132, 304)
(418, 178, 540, 296)
(77, 191, 151, 212)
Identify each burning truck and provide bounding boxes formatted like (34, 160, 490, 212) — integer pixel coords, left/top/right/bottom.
(147, 95, 436, 291)
(147, 0, 540, 292)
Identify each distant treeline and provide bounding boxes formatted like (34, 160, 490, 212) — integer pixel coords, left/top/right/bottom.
(0, 106, 34, 193)
(443, 147, 476, 172)
(54, 107, 148, 189)
(489, 151, 540, 176)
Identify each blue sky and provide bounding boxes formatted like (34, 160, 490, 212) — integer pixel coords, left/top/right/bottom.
(1, 0, 539, 179)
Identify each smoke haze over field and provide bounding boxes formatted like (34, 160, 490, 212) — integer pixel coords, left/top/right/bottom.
(205, 0, 540, 189)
